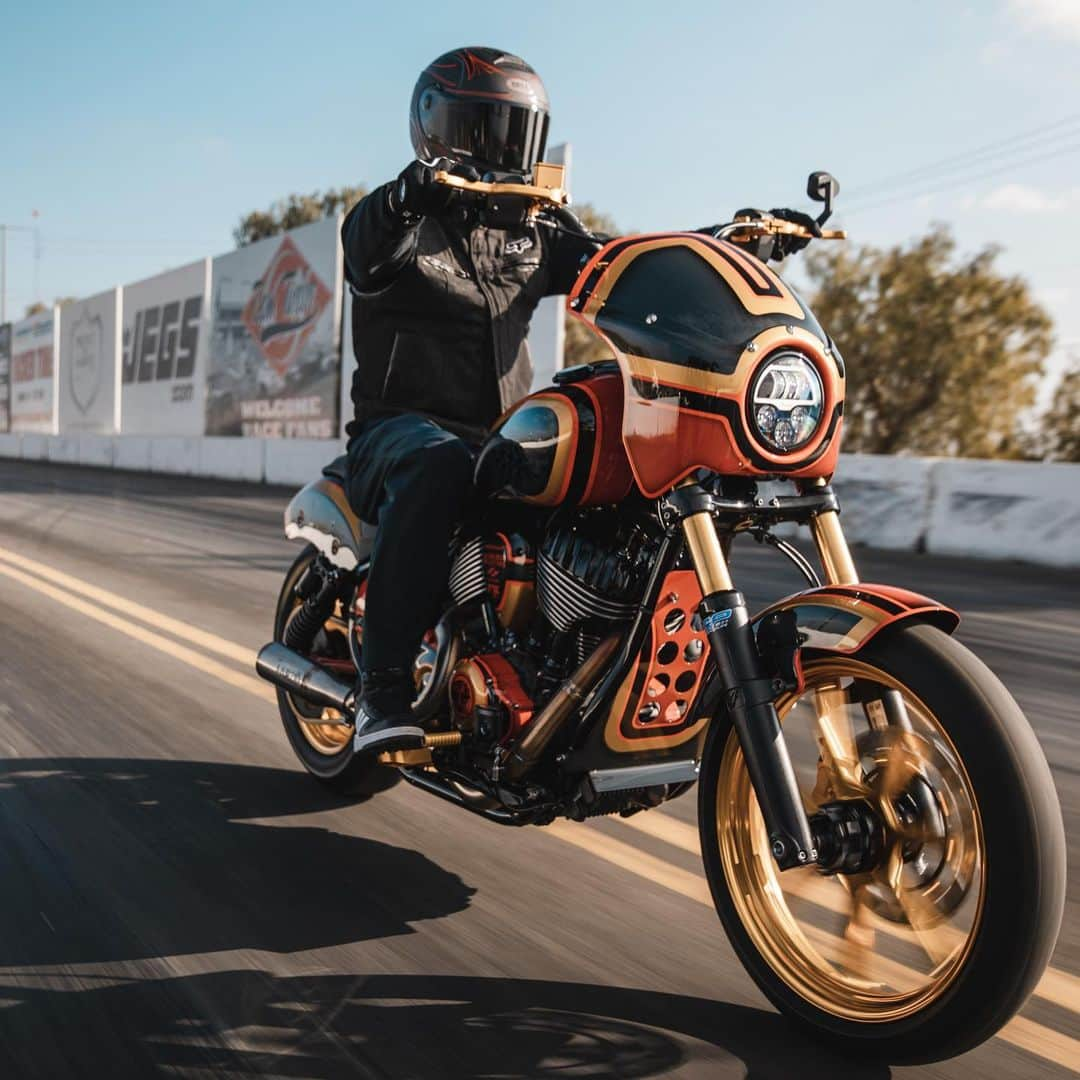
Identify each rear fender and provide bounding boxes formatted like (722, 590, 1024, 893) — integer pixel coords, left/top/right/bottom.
(752, 584, 959, 693)
(284, 477, 373, 571)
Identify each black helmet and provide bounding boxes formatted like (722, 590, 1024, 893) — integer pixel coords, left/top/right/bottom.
(410, 47, 550, 177)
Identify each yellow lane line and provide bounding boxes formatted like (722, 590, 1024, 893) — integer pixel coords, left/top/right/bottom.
(547, 820, 712, 906)
(0, 545, 256, 666)
(612, 808, 1078, 1018)
(999, 1016, 1080, 1075)
(0, 561, 276, 704)
(3, 550, 1078, 1069)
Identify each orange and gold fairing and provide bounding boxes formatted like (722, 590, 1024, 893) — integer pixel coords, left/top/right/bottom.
(568, 232, 846, 496)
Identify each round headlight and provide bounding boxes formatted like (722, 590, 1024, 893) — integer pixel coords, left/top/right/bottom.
(749, 351, 824, 453)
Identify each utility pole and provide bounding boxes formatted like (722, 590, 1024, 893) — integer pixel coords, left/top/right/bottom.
(0, 223, 35, 324)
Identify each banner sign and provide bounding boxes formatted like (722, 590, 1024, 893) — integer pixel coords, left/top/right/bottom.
(206, 216, 342, 438)
(0, 323, 10, 433)
(10, 309, 57, 433)
(58, 288, 122, 434)
(120, 259, 210, 436)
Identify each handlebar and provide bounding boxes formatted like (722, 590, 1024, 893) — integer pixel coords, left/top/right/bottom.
(433, 165, 845, 243)
(721, 217, 846, 242)
(433, 163, 570, 208)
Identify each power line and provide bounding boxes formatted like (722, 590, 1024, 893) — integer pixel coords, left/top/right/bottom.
(842, 140, 1080, 217)
(846, 113, 1080, 199)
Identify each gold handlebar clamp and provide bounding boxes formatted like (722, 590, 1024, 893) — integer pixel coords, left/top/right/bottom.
(433, 161, 571, 211)
(730, 214, 846, 241)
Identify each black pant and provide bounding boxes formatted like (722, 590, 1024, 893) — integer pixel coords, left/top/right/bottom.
(345, 413, 474, 675)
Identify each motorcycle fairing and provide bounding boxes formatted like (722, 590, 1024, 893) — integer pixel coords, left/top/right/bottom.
(753, 583, 960, 690)
(284, 475, 373, 571)
(567, 233, 845, 494)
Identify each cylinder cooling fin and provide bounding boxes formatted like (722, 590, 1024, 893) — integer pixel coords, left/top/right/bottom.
(536, 517, 654, 634)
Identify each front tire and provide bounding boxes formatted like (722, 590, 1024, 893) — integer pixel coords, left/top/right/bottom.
(274, 546, 398, 798)
(699, 623, 1065, 1063)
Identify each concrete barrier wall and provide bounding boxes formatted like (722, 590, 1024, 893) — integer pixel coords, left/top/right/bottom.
(0, 434, 1076, 567)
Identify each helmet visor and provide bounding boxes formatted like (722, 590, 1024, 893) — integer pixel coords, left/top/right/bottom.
(422, 95, 549, 175)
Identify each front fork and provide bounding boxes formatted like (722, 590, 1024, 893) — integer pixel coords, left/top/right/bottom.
(682, 492, 859, 870)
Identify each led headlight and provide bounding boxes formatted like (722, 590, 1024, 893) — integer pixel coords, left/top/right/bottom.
(749, 351, 824, 453)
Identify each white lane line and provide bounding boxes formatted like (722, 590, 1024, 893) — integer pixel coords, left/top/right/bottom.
(0, 544, 256, 666)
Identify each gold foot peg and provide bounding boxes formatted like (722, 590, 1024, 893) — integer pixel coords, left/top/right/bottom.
(377, 729, 462, 766)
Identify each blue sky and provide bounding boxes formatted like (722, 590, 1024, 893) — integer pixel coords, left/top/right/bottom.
(3, 1, 1079, 386)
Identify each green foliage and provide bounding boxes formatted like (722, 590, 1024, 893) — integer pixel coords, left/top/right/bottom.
(563, 203, 619, 367)
(23, 297, 76, 317)
(803, 226, 1053, 458)
(1038, 357, 1080, 462)
(233, 186, 368, 247)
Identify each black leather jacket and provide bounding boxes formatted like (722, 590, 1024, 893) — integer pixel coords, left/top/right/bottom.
(342, 182, 602, 442)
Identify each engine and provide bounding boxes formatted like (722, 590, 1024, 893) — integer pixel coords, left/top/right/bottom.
(537, 513, 655, 635)
(444, 511, 660, 751)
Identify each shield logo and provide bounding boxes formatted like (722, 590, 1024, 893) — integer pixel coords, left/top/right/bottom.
(69, 310, 104, 415)
(242, 236, 332, 376)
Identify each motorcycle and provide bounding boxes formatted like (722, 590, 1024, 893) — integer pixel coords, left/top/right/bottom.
(255, 166, 1065, 1063)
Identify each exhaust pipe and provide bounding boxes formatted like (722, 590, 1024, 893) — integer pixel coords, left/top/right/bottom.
(256, 642, 355, 717)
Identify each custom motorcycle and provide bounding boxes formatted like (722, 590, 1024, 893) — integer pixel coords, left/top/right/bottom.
(256, 167, 1065, 1062)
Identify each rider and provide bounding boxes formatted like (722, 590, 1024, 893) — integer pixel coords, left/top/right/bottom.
(341, 46, 820, 756)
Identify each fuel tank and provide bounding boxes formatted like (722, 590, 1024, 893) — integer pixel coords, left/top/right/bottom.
(474, 365, 635, 508)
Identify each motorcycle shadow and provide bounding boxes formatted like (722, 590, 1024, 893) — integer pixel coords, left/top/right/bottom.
(0, 756, 474, 965)
(0, 969, 891, 1079)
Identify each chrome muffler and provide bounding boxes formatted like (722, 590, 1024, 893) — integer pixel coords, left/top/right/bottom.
(255, 642, 355, 719)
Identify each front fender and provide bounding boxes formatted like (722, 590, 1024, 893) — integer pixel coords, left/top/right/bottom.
(753, 584, 959, 681)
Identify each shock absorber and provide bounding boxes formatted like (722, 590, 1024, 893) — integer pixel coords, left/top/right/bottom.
(284, 561, 342, 653)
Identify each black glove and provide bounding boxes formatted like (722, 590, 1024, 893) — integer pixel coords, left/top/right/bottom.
(768, 207, 822, 261)
(387, 159, 455, 220)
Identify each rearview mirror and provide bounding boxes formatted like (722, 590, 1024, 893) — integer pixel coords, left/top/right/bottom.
(806, 171, 840, 224)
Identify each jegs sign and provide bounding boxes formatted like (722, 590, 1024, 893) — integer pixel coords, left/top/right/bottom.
(120, 259, 210, 436)
(206, 217, 342, 439)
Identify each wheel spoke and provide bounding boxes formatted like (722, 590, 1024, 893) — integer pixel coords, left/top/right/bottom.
(812, 682, 867, 796)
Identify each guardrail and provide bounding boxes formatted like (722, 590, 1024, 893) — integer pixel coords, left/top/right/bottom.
(0, 433, 1076, 568)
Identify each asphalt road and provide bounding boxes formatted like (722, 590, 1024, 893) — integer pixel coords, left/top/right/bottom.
(0, 459, 1075, 1079)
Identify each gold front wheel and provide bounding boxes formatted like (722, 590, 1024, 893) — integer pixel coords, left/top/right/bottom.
(698, 624, 1065, 1063)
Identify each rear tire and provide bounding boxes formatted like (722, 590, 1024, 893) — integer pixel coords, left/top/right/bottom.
(699, 623, 1065, 1063)
(274, 545, 399, 798)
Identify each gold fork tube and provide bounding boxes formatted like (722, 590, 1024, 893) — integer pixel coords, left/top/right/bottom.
(682, 511, 734, 594)
(809, 511, 858, 585)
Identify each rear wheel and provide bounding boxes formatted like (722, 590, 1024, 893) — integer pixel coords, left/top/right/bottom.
(699, 623, 1065, 1063)
(274, 546, 399, 797)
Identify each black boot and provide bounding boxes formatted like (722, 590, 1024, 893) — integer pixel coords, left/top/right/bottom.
(352, 667, 425, 755)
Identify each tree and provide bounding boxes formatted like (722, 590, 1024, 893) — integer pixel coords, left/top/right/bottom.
(23, 297, 76, 317)
(803, 226, 1053, 458)
(233, 186, 367, 247)
(563, 203, 619, 366)
(1038, 356, 1080, 462)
